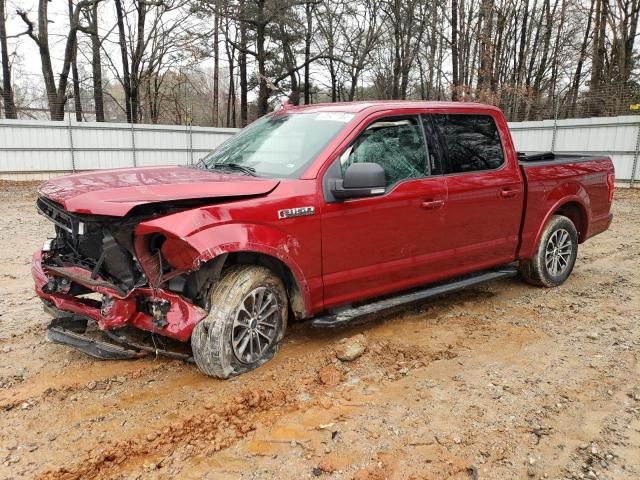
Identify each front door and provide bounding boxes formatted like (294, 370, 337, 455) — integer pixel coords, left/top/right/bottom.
(321, 115, 449, 309)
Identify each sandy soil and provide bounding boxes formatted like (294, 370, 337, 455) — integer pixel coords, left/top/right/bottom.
(0, 184, 638, 480)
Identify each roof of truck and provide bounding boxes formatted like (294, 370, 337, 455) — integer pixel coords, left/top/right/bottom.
(280, 100, 501, 114)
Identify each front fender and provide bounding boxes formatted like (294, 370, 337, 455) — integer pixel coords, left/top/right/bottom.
(136, 215, 312, 316)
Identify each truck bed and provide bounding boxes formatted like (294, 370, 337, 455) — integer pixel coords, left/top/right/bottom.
(516, 152, 614, 260)
(518, 151, 607, 166)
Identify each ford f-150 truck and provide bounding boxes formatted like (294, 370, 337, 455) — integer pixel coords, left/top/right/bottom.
(32, 101, 615, 378)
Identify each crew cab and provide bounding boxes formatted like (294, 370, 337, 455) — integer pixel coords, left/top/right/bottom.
(32, 101, 615, 378)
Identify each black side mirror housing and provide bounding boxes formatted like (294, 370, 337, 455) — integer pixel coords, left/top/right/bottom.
(330, 163, 386, 200)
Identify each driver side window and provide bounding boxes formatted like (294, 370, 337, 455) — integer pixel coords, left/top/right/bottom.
(340, 117, 429, 187)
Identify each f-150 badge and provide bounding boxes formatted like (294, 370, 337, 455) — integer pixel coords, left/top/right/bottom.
(278, 206, 315, 219)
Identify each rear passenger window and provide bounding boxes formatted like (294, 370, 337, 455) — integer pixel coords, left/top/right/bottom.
(433, 114, 505, 173)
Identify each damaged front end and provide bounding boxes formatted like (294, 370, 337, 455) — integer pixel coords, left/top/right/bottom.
(33, 196, 216, 359)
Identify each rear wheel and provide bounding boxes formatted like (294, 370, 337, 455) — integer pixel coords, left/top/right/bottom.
(191, 265, 288, 378)
(519, 214, 578, 287)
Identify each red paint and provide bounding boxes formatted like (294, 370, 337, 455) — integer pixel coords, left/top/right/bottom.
(32, 101, 614, 342)
(38, 166, 280, 216)
(32, 251, 207, 341)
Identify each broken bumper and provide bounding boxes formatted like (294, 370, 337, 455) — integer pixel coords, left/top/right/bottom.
(32, 250, 208, 342)
(46, 316, 145, 360)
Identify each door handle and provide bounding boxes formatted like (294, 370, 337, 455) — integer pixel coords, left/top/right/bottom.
(421, 199, 445, 209)
(500, 188, 518, 198)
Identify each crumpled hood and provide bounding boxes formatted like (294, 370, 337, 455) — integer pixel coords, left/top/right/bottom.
(38, 166, 280, 216)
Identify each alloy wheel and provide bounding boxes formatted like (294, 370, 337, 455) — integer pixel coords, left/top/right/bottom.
(231, 286, 281, 364)
(545, 228, 573, 276)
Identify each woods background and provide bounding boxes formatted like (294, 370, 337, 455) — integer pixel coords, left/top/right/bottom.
(0, 0, 639, 127)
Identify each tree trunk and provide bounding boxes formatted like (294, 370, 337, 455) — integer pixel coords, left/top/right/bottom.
(451, 0, 459, 100)
(225, 18, 236, 127)
(0, 0, 17, 119)
(589, 0, 607, 116)
(280, 24, 300, 105)
(130, 0, 147, 123)
(213, 10, 219, 126)
(35, 0, 60, 119)
(391, 0, 402, 99)
(88, 0, 104, 121)
(569, 0, 594, 116)
(114, 0, 132, 122)
(303, 1, 313, 104)
(256, 0, 269, 116)
(477, 0, 495, 93)
(68, 0, 82, 121)
(239, 0, 248, 126)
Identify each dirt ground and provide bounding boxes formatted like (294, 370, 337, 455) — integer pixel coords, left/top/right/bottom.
(0, 184, 638, 480)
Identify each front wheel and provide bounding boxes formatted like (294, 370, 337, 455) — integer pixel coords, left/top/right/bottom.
(519, 214, 578, 287)
(191, 265, 288, 378)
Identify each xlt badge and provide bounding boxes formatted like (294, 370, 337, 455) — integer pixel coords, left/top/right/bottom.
(278, 206, 315, 220)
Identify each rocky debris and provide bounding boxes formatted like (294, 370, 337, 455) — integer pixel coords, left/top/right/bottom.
(2, 188, 640, 479)
(0, 373, 24, 389)
(527, 455, 542, 478)
(565, 440, 622, 480)
(353, 466, 387, 480)
(318, 365, 342, 386)
(317, 452, 351, 473)
(335, 334, 367, 361)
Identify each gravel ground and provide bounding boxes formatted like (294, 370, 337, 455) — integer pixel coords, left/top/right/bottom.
(0, 184, 638, 480)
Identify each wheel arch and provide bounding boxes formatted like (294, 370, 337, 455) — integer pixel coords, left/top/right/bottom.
(521, 179, 591, 260)
(553, 201, 588, 242)
(526, 197, 588, 259)
(135, 218, 314, 320)
(219, 250, 307, 321)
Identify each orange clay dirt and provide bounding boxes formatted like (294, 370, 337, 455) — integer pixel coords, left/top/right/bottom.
(0, 184, 639, 480)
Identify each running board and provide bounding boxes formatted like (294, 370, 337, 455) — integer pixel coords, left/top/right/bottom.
(311, 267, 518, 328)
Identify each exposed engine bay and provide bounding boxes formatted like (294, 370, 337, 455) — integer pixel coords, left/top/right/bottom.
(34, 195, 225, 343)
(37, 196, 145, 295)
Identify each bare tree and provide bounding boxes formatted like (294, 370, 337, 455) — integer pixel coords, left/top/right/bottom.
(17, 0, 98, 120)
(451, 0, 459, 100)
(82, 0, 105, 121)
(0, 0, 17, 118)
(68, 0, 83, 120)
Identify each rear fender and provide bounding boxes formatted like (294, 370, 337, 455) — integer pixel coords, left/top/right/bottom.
(520, 181, 590, 259)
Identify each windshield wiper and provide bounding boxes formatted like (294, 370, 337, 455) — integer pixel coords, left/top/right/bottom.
(210, 162, 257, 176)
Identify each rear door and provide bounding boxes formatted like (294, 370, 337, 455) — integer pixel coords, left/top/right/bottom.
(321, 115, 449, 309)
(429, 113, 523, 269)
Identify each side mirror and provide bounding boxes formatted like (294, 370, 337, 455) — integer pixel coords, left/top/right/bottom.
(330, 163, 386, 199)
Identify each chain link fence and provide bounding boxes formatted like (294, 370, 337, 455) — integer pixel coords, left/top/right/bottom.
(3, 74, 640, 126)
(1, 80, 640, 185)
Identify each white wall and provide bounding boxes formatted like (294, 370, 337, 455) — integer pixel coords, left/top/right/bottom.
(0, 120, 239, 180)
(508, 115, 640, 183)
(1, 116, 639, 183)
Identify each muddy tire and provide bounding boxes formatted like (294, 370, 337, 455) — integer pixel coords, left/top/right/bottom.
(519, 214, 578, 287)
(191, 265, 288, 378)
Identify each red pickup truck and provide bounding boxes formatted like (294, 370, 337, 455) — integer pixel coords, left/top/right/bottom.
(32, 101, 615, 378)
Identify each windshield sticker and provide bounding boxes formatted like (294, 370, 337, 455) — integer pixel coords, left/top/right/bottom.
(316, 112, 355, 122)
